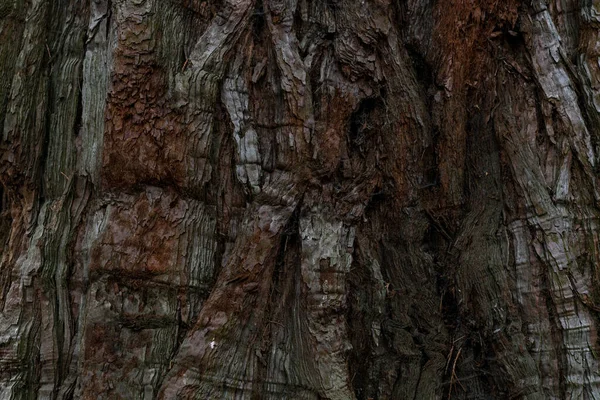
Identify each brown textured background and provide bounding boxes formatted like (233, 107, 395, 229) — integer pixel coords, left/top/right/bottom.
(2, 0, 600, 398)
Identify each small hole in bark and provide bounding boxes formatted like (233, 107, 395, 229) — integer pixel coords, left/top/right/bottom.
(364, 181, 391, 215)
(252, 3, 265, 36)
(406, 45, 433, 89)
(324, 31, 336, 41)
(500, 18, 522, 48)
(423, 222, 440, 254)
(421, 145, 439, 188)
(293, 4, 305, 48)
(419, 127, 440, 188)
(504, 29, 521, 47)
(73, 79, 84, 136)
(348, 97, 383, 152)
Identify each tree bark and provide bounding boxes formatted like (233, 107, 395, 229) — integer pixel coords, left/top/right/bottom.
(2, 0, 600, 399)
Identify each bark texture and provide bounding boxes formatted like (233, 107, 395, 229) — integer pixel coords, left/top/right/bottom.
(2, 0, 600, 399)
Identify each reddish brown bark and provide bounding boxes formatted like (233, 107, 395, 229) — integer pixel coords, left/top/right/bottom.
(2, 0, 600, 399)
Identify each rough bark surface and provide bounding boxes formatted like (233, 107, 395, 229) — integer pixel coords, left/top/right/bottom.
(2, 0, 600, 399)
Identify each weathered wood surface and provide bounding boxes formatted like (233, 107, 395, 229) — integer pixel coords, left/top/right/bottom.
(2, 0, 600, 398)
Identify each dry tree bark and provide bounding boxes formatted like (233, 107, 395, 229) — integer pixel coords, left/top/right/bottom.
(2, 0, 600, 399)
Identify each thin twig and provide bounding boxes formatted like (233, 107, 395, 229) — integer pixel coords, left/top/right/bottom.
(448, 347, 463, 400)
(267, 320, 284, 328)
(453, 369, 466, 391)
(453, 335, 465, 343)
(445, 345, 454, 374)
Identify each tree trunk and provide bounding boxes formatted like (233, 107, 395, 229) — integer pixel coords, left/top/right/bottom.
(2, 0, 600, 398)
